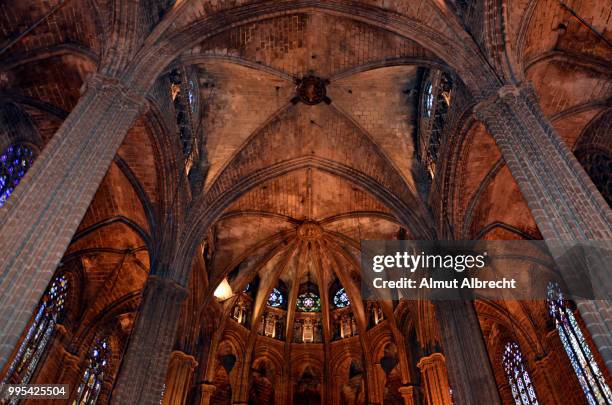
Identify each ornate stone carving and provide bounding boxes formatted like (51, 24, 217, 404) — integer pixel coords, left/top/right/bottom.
(297, 222, 323, 241)
(294, 76, 330, 105)
(399, 385, 419, 405)
(417, 353, 452, 405)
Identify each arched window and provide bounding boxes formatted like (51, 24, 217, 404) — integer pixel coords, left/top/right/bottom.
(547, 282, 612, 405)
(159, 384, 166, 404)
(424, 82, 433, 117)
(73, 338, 111, 405)
(0, 144, 34, 208)
(502, 341, 539, 405)
(267, 288, 284, 308)
(188, 79, 197, 113)
(296, 292, 321, 312)
(333, 288, 350, 308)
(1, 274, 68, 387)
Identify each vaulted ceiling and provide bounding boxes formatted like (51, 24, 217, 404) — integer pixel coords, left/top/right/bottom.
(187, 12, 431, 374)
(1, 0, 610, 396)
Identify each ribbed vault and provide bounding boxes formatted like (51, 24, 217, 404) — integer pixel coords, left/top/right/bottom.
(200, 160, 417, 403)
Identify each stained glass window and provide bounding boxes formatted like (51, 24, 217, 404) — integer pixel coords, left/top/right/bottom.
(73, 338, 111, 405)
(188, 79, 197, 113)
(297, 292, 321, 312)
(159, 384, 166, 404)
(547, 282, 612, 405)
(424, 82, 433, 117)
(267, 288, 284, 307)
(502, 341, 539, 405)
(1, 275, 68, 392)
(0, 144, 34, 208)
(333, 288, 350, 308)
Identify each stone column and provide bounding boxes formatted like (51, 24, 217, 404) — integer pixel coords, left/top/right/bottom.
(197, 383, 216, 405)
(110, 275, 188, 404)
(162, 351, 198, 405)
(398, 385, 419, 405)
(474, 83, 612, 371)
(417, 352, 452, 405)
(0, 74, 146, 371)
(435, 300, 501, 404)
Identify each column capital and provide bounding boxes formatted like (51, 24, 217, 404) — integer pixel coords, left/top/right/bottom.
(417, 352, 446, 370)
(161, 350, 198, 405)
(496, 84, 521, 99)
(87, 72, 123, 90)
(472, 82, 536, 118)
(199, 383, 216, 394)
(146, 274, 189, 301)
(169, 350, 198, 370)
(473, 86, 507, 118)
(416, 351, 452, 405)
(399, 386, 416, 395)
(398, 385, 419, 405)
(86, 72, 148, 112)
(197, 383, 217, 405)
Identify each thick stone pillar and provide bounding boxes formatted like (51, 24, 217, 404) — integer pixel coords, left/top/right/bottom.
(398, 385, 419, 405)
(111, 276, 188, 404)
(474, 83, 612, 370)
(435, 300, 501, 404)
(0, 74, 146, 370)
(162, 351, 198, 405)
(197, 383, 216, 405)
(417, 352, 452, 405)
(473, 84, 611, 242)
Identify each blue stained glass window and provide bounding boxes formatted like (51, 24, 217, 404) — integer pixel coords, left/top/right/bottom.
(188, 79, 197, 113)
(547, 282, 612, 405)
(297, 292, 321, 312)
(424, 83, 433, 117)
(502, 341, 539, 405)
(267, 288, 284, 307)
(333, 288, 350, 308)
(73, 338, 111, 405)
(1, 275, 68, 392)
(0, 144, 34, 208)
